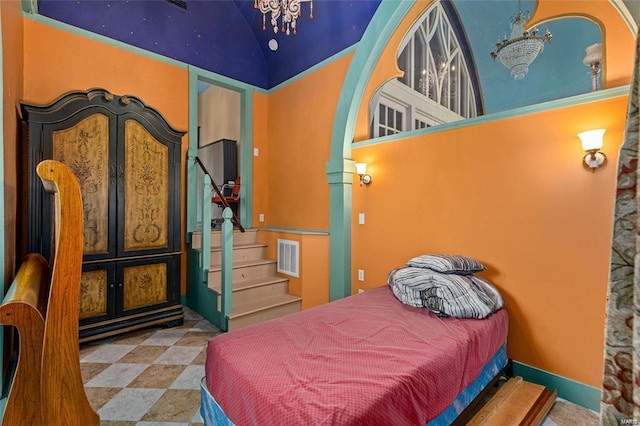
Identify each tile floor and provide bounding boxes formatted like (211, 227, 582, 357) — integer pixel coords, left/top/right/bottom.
(80, 306, 599, 426)
(80, 307, 221, 425)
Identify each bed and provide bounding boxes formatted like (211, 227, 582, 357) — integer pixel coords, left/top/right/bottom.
(201, 284, 508, 425)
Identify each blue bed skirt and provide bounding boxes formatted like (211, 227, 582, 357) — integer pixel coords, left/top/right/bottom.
(200, 343, 508, 425)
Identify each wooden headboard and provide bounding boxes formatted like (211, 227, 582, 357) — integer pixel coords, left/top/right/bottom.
(0, 160, 99, 425)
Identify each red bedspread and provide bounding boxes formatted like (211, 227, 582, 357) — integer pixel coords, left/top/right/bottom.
(205, 286, 508, 426)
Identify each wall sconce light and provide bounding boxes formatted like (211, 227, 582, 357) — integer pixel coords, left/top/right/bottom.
(355, 162, 372, 186)
(577, 129, 607, 172)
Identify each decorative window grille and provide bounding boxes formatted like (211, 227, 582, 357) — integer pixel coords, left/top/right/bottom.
(370, 0, 481, 138)
(277, 239, 299, 278)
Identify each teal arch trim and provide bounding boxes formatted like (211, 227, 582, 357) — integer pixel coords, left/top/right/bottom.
(610, 0, 638, 34)
(327, 0, 415, 300)
(186, 66, 255, 236)
(352, 85, 631, 150)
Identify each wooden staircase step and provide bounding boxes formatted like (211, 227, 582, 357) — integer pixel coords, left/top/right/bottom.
(227, 294, 302, 331)
(191, 228, 258, 249)
(467, 376, 557, 426)
(210, 258, 275, 271)
(208, 242, 267, 264)
(208, 259, 277, 285)
(210, 277, 291, 309)
(210, 276, 289, 292)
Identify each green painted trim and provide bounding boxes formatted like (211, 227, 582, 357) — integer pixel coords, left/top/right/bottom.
(353, 85, 632, 149)
(202, 177, 212, 280)
(268, 45, 357, 93)
(21, 0, 37, 14)
(190, 64, 266, 94)
(239, 89, 254, 229)
(513, 361, 601, 412)
(180, 295, 186, 305)
(327, 0, 415, 301)
(24, 14, 188, 70)
(187, 67, 255, 232)
(611, 0, 638, 34)
(186, 68, 200, 236)
(220, 208, 234, 325)
(186, 247, 223, 329)
(258, 226, 330, 235)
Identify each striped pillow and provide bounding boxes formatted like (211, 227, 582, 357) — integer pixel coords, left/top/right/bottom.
(406, 254, 486, 275)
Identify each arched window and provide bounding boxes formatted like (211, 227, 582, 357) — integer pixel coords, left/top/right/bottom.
(370, 0, 483, 138)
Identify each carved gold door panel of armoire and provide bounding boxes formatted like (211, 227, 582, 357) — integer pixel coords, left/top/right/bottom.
(21, 89, 184, 342)
(123, 120, 169, 252)
(52, 113, 111, 256)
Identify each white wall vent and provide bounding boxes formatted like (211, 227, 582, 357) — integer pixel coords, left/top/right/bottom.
(277, 239, 299, 278)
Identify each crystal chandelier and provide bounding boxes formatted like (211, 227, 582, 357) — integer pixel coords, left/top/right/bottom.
(254, 0, 313, 36)
(490, 1, 552, 80)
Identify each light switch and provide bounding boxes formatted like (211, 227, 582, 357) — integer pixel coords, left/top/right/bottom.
(358, 270, 365, 281)
(254, 148, 260, 156)
(358, 213, 365, 225)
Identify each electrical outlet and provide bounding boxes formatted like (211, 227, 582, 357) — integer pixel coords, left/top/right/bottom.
(358, 213, 365, 225)
(259, 213, 264, 222)
(253, 148, 260, 156)
(358, 269, 364, 281)
(358, 288, 365, 294)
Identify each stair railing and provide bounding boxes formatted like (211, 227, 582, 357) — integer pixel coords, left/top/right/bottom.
(192, 157, 239, 331)
(195, 156, 245, 233)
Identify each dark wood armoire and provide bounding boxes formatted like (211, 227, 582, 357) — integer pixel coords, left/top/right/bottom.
(20, 88, 185, 342)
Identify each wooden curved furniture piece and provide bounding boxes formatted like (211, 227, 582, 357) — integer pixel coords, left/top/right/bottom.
(0, 160, 99, 426)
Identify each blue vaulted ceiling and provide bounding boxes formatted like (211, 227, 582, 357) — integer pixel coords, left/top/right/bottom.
(36, 0, 638, 113)
(37, 0, 381, 89)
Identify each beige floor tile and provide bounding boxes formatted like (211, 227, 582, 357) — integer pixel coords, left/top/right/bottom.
(546, 399, 599, 425)
(97, 421, 137, 426)
(153, 345, 202, 365)
(117, 345, 168, 364)
(112, 328, 158, 345)
(98, 388, 165, 421)
(191, 348, 207, 366)
(141, 389, 201, 422)
(128, 364, 187, 389)
(81, 363, 111, 384)
(85, 387, 123, 411)
(179, 319, 200, 329)
(80, 343, 101, 359)
(85, 363, 148, 388)
(175, 331, 217, 347)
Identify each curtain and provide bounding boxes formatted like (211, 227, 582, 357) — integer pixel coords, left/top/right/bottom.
(601, 31, 640, 424)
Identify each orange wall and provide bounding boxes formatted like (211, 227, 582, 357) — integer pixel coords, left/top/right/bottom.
(257, 230, 329, 310)
(348, 0, 635, 389)
(22, 18, 190, 291)
(265, 54, 353, 230)
(352, 95, 627, 388)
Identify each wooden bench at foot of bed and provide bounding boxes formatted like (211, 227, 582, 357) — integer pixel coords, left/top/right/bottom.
(0, 160, 99, 426)
(467, 376, 557, 426)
